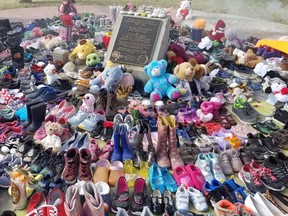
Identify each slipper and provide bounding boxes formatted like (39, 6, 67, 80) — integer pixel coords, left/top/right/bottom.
(185, 164, 206, 191)
(108, 161, 124, 186)
(161, 167, 178, 193)
(93, 159, 110, 183)
(173, 166, 194, 188)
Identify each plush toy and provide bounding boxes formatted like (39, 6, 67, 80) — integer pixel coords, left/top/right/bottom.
(267, 82, 288, 103)
(144, 59, 181, 102)
(89, 61, 124, 94)
(40, 35, 65, 50)
(58, 0, 77, 16)
(232, 87, 253, 103)
(35, 121, 64, 153)
(173, 62, 194, 101)
(187, 58, 207, 95)
(176, 0, 193, 21)
(69, 39, 97, 65)
(196, 99, 222, 123)
(44, 62, 61, 85)
(209, 19, 226, 42)
(191, 18, 207, 42)
(224, 28, 243, 49)
(237, 49, 264, 69)
(80, 93, 95, 112)
(85, 53, 103, 75)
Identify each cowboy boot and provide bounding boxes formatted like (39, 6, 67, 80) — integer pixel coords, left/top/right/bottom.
(167, 115, 184, 170)
(106, 91, 118, 120)
(95, 88, 107, 111)
(156, 116, 170, 168)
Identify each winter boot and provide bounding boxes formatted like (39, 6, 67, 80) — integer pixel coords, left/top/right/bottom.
(106, 91, 118, 120)
(78, 149, 92, 181)
(64, 185, 84, 216)
(156, 116, 170, 168)
(95, 88, 107, 111)
(110, 123, 122, 162)
(130, 120, 145, 168)
(83, 182, 105, 216)
(167, 115, 184, 170)
(120, 124, 134, 162)
(61, 148, 79, 184)
(26, 102, 47, 134)
(10, 45, 24, 69)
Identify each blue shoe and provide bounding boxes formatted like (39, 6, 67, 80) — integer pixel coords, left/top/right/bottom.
(16, 106, 27, 121)
(110, 124, 122, 162)
(224, 178, 247, 204)
(161, 167, 178, 193)
(148, 163, 166, 193)
(120, 124, 134, 161)
(67, 110, 89, 126)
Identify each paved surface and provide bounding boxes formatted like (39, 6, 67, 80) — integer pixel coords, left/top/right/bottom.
(0, 4, 288, 215)
(0, 6, 288, 39)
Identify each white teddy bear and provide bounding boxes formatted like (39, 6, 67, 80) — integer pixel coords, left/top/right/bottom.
(176, 0, 193, 21)
(44, 62, 61, 85)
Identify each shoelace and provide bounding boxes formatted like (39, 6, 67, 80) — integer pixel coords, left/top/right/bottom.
(66, 161, 76, 176)
(250, 169, 262, 186)
(260, 167, 277, 181)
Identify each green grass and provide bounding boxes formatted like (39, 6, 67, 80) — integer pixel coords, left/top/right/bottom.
(0, 0, 288, 24)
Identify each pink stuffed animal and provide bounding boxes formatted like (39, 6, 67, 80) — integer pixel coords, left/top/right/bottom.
(80, 93, 95, 113)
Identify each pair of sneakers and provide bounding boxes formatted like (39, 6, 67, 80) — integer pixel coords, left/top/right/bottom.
(176, 184, 208, 213)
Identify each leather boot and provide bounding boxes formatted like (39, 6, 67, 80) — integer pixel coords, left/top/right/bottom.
(106, 91, 118, 120)
(10, 45, 24, 69)
(110, 123, 122, 162)
(156, 116, 170, 168)
(83, 182, 105, 216)
(26, 102, 47, 134)
(95, 88, 107, 111)
(167, 115, 184, 170)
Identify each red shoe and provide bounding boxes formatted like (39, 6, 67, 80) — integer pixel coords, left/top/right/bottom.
(99, 140, 113, 160)
(47, 188, 66, 216)
(27, 192, 47, 214)
(200, 122, 222, 135)
(0, 125, 23, 143)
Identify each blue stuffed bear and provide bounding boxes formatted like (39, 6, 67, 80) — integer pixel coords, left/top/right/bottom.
(144, 59, 181, 102)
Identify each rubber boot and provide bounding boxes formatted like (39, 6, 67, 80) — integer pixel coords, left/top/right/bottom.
(10, 45, 24, 69)
(121, 124, 134, 162)
(106, 91, 118, 120)
(95, 88, 107, 111)
(21, 100, 42, 127)
(110, 123, 122, 162)
(155, 116, 170, 168)
(26, 102, 47, 134)
(167, 115, 184, 170)
(131, 120, 145, 168)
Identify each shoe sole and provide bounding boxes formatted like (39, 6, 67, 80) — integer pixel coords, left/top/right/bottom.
(272, 117, 285, 127)
(230, 107, 255, 125)
(260, 181, 286, 192)
(130, 209, 143, 215)
(111, 207, 129, 214)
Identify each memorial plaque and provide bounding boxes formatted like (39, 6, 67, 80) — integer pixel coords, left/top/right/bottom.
(109, 16, 162, 66)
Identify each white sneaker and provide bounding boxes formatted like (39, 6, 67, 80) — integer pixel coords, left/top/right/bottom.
(187, 187, 208, 212)
(195, 153, 214, 183)
(116, 208, 129, 216)
(207, 152, 226, 182)
(176, 184, 189, 212)
(151, 8, 159, 18)
(245, 194, 273, 216)
(141, 206, 153, 216)
(254, 192, 285, 216)
(158, 8, 166, 18)
(67, 110, 89, 126)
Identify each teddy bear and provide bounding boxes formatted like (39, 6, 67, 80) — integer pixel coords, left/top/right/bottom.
(58, 0, 77, 16)
(176, 0, 193, 22)
(144, 59, 181, 102)
(266, 82, 288, 104)
(89, 61, 131, 94)
(173, 62, 194, 101)
(69, 39, 97, 65)
(44, 62, 61, 85)
(224, 28, 244, 49)
(237, 49, 264, 69)
(35, 121, 64, 153)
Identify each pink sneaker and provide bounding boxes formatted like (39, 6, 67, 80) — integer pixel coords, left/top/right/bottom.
(231, 123, 258, 139)
(177, 107, 198, 124)
(173, 166, 195, 188)
(48, 100, 68, 117)
(60, 105, 76, 119)
(99, 140, 113, 160)
(57, 117, 69, 142)
(185, 164, 205, 191)
(34, 115, 57, 140)
(89, 139, 101, 162)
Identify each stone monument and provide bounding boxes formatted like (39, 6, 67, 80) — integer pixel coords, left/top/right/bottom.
(105, 14, 171, 82)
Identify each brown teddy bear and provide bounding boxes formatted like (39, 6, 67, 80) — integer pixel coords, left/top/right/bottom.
(35, 122, 64, 153)
(236, 49, 264, 69)
(174, 62, 195, 100)
(188, 58, 206, 80)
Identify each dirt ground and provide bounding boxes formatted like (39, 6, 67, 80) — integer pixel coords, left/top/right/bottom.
(0, 5, 288, 39)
